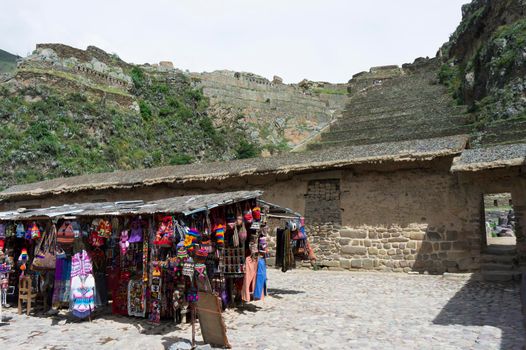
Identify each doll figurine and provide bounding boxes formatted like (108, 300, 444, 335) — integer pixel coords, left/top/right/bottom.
(119, 230, 130, 255)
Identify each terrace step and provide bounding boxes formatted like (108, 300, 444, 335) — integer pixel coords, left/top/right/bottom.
(306, 126, 471, 150)
(481, 270, 522, 282)
(338, 104, 467, 125)
(480, 263, 515, 271)
(480, 254, 517, 264)
(325, 114, 470, 140)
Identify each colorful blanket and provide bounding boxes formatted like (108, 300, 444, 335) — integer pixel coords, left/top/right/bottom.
(52, 257, 71, 304)
(70, 250, 96, 319)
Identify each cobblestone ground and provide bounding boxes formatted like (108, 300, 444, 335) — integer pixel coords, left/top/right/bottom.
(0, 269, 524, 350)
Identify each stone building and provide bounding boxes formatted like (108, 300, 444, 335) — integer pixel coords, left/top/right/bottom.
(1, 58, 524, 280)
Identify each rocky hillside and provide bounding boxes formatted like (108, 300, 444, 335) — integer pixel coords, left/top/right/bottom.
(0, 49, 19, 74)
(0, 43, 349, 188)
(438, 0, 526, 146)
(306, 0, 525, 151)
(307, 60, 471, 151)
(189, 70, 347, 153)
(0, 44, 261, 188)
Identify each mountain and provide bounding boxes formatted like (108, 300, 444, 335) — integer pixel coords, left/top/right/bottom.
(0, 0, 523, 189)
(438, 0, 526, 146)
(0, 43, 347, 189)
(0, 49, 20, 73)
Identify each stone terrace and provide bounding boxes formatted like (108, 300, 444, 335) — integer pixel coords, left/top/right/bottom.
(308, 59, 472, 150)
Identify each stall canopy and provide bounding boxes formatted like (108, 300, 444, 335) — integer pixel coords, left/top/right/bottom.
(0, 190, 263, 220)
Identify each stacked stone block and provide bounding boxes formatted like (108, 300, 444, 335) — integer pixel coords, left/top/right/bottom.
(309, 223, 477, 273)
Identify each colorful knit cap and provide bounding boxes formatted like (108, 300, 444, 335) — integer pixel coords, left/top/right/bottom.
(243, 209, 253, 223)
(195, 247, 208, 258)
(187, 228, 200, 239)
(19, 248, 28, 261)
(214, 224, 225, 246)
(252, 206, 261, 221)
(30, 222, 41, 239)
(177, 247, 188, 259)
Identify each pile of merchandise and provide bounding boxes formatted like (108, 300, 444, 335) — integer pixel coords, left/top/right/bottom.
(0, 195, 271, 324)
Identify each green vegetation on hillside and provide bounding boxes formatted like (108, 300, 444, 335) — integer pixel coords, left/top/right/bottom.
(0, 66, 258, 188)
(438, 1, 526, 145)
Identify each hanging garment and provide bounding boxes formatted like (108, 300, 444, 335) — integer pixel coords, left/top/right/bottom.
(275, 228, 284, 268)
(127, 279, 146, 317)
(94, 272, 108, 306)
(253, 258, 267, 301)
(282, 229, 295, 273)
(52, 257, 72, 304)
(70, 250, 96, 319)
(111, 270, 130, 316)
(241, 255, 258, 302)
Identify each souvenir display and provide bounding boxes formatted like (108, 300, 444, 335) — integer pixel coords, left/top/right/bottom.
(0, 191, 295, 347)
(70, 249, 96, 319)
(128, 279, 146, 317)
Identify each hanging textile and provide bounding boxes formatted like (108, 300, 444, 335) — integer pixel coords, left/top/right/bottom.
(111, 269, 130, 316)
(52, 257, 71, 304)
(253, 258, 267, 301)
(70, 249, 96, 319)
(128, 279, 146, 317)
(241, 256, 258, 302)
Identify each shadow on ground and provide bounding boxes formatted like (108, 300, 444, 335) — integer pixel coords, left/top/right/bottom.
(433, 275, 525, 350)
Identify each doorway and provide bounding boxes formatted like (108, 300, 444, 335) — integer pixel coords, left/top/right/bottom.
(483, 193, 516, 249)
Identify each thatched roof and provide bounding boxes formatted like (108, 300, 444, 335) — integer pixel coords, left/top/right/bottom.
(450, 143, 526, 172)
(0, 135, 468, 199)
(0, 190, 262, 220)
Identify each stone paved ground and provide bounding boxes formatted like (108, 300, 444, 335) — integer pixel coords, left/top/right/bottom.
(0, 269, 524, 350)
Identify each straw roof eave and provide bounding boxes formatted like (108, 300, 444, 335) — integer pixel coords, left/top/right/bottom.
(450, 143, 526, 173)
(0, 135, 469, 200)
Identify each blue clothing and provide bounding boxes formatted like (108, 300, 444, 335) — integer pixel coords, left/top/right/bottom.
(253, 258, 267, 300)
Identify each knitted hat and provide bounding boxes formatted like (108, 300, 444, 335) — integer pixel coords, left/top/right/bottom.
(177, 247, 188, 259)
(196, 247, 208, 258)
(214, 224, 225, 246)
(187, 228, 200, 239)
(19, 248, 28, 261)
(30, 222, 41, 239)
(252, 206, 261, 221)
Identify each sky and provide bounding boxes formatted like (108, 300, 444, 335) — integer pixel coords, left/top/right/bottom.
(1, 0, 467, 83)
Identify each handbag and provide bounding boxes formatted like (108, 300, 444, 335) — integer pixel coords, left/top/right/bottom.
(57, 221, 75, 244)
(32, 225, 57, 270)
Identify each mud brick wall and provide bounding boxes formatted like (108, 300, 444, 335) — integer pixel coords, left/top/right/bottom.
(304, 179, 341, 225)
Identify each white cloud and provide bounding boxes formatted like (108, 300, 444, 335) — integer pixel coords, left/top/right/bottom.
(0, 0, 466, 83)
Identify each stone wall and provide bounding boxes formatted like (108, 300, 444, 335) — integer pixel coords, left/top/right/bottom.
(310, 223, 475, 273)
(3, 160, 524, 274)
(189, 70, 348, 151)
(304, 179, 341, 224)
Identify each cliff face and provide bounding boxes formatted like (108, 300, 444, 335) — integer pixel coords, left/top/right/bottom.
(439, 0, 526, 146)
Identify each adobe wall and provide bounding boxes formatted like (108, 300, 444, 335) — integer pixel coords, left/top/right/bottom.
(5, 162, 523, 273)
(456, 168, 526, 265)
(1, 165, 477, 273)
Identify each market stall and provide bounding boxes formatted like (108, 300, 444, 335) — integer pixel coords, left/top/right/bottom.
(0, 190, 311, 346)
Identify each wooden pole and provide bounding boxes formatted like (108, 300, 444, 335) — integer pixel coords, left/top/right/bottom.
(191, 303, 196, 349)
